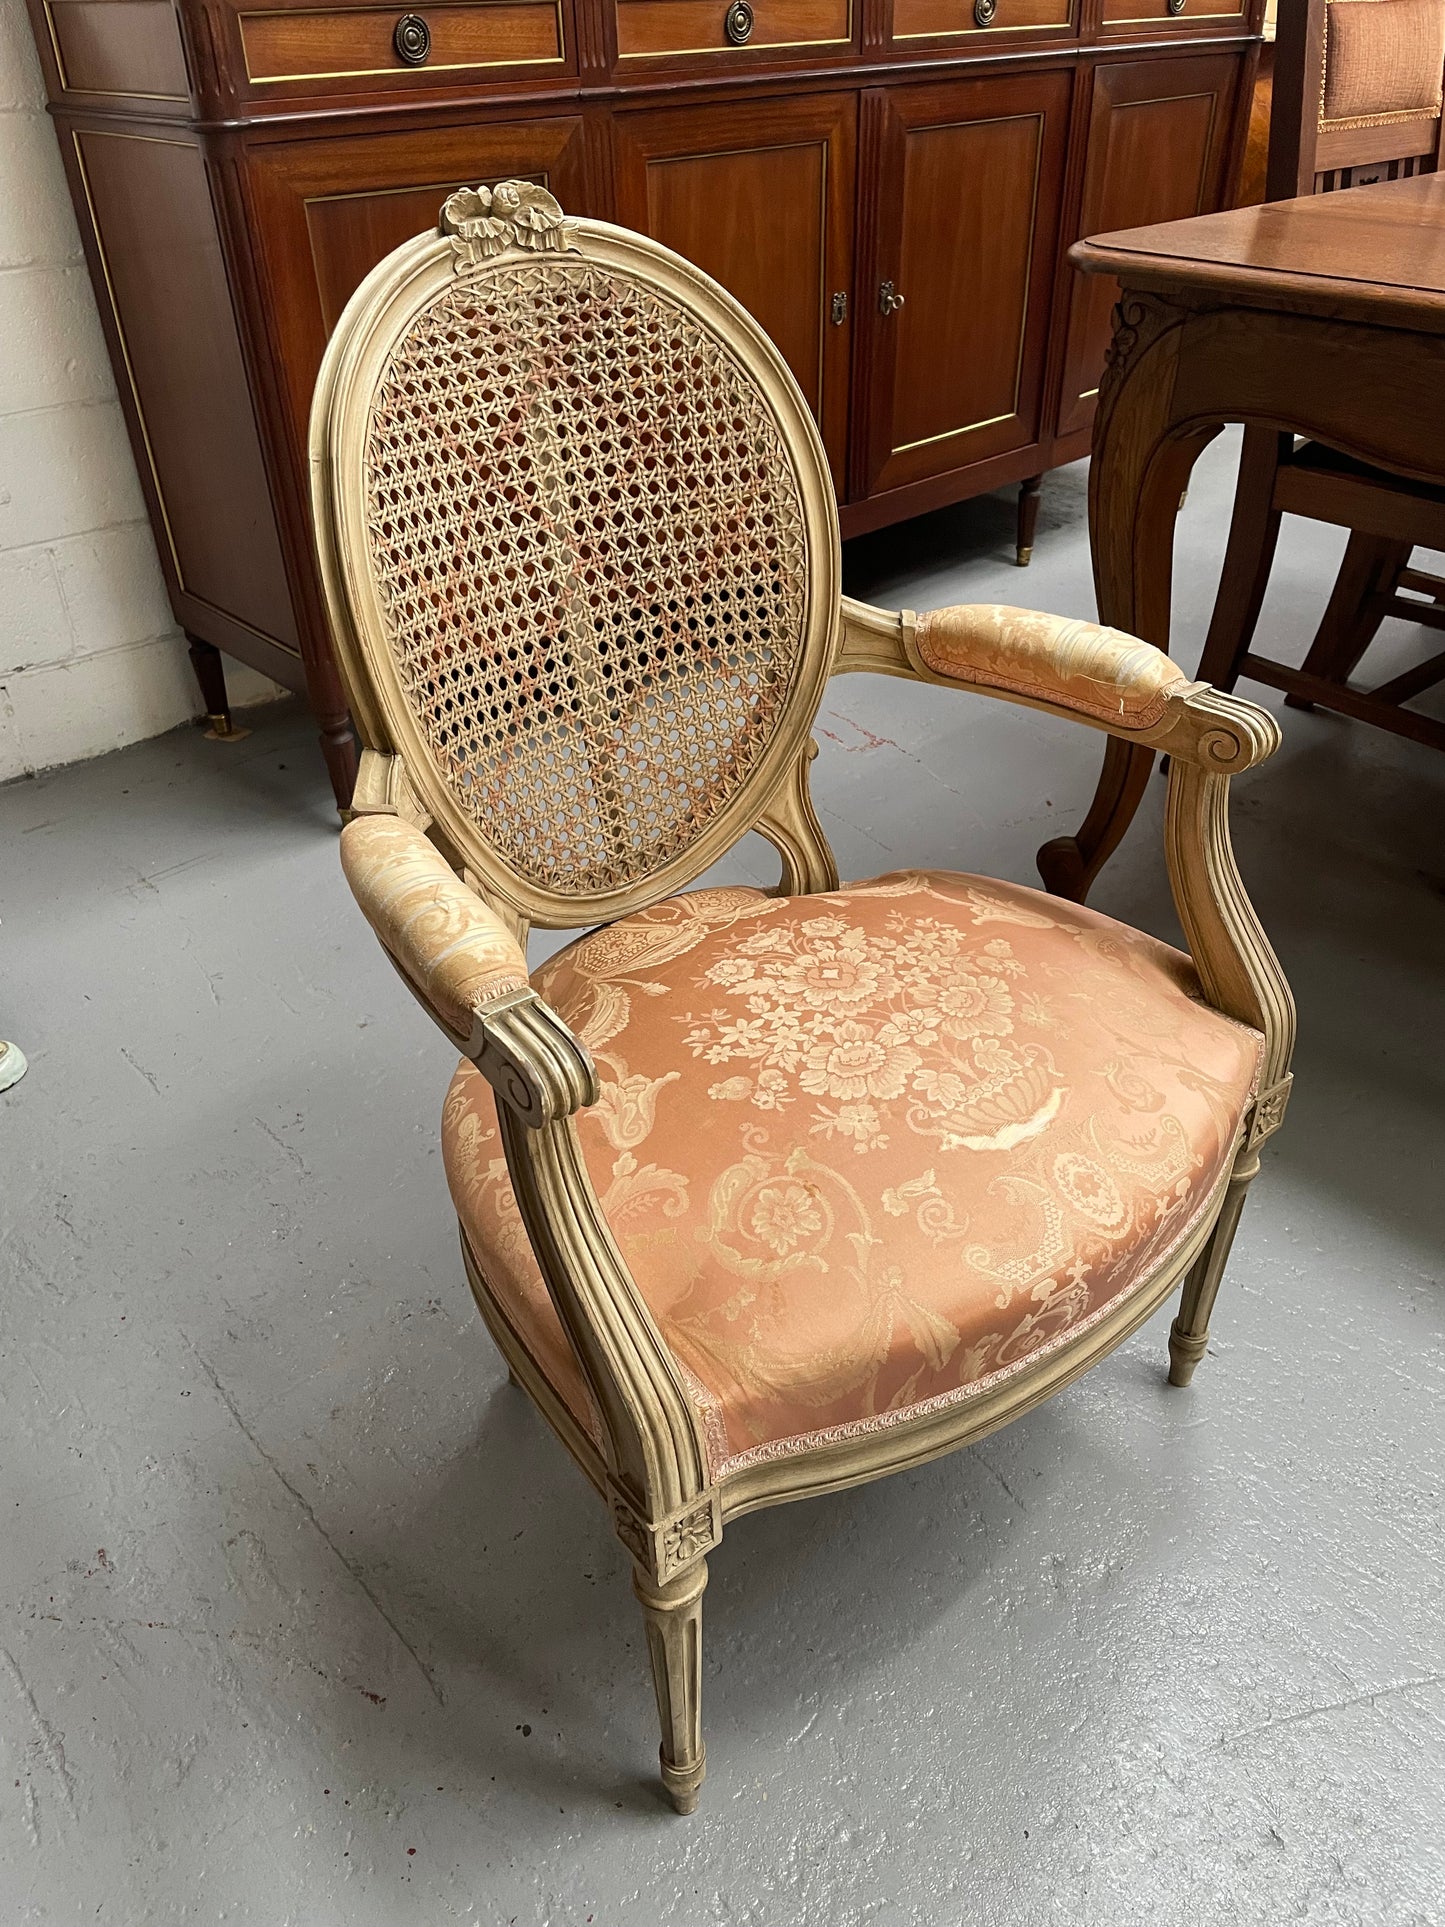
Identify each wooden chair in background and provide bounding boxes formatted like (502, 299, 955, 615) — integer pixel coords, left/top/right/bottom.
(310, 184, 1293, 1811)
(1197, 0, 1445, 751)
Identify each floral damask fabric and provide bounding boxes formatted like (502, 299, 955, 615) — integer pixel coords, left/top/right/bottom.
(442, 873, 1262, 1476)
(915, 605, 1190, 729)
(341, 816, 529, 1037)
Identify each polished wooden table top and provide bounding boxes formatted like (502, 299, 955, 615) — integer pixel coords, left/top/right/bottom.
(1043, 172, 1445, 903)
(1071, 174, 1445, 331)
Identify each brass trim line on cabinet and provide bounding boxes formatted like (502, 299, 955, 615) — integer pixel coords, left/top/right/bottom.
(304, 173, 493, 208)
(1102, 5, 1243, 22)
(893, 405, 1017, 453)
(174, 32, 1268, 132)
(893, 17, 1076, 40)
(618, 35, 851, 54)
(887, 109, 1043, 460)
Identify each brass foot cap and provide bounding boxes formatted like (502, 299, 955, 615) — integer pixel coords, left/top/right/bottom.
(1015, 545, 1033, 568)
(204, 716, 252, 743)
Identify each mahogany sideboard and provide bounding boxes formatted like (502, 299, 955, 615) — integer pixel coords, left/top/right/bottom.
(25, 0, 1263, 806)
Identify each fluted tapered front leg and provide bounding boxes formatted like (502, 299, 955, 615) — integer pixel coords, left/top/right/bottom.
(1168, 1152, 1261, 1386)
(633, 1559, 707, 1814)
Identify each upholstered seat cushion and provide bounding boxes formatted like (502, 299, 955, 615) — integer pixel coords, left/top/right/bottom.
(443, 874, 1262, 1477)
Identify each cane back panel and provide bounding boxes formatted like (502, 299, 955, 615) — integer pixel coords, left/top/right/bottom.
(310, 185, 840, 927)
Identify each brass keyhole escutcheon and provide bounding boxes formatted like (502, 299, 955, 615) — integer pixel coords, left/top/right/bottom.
(394, 12, 432, 62)
(1166, 0, 1185, 13)
(973, 0, 997, 23)
(878, 279, 905, 317)
(724, 0, 754, 42)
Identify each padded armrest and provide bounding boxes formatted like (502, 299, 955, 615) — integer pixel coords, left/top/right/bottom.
(914, 604, 1191, 731)
(836, 597, 1277, 773)
(340, 816, 530, 1040)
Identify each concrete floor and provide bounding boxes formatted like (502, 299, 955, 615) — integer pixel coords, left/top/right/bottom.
(3, 432, 1444, 1926)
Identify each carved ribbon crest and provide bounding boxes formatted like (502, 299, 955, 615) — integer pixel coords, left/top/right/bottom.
(439, 181, 577, 269)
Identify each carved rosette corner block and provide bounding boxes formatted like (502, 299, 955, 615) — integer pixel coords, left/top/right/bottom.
(1244, 1074, 1292, 1150)
(611, 1487, 722, 1582)
(440, 182, 579, 271)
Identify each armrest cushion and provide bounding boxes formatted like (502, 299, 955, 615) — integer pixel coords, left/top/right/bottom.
(915, 604, 1191, 730)
(340, 816, 529, 1038)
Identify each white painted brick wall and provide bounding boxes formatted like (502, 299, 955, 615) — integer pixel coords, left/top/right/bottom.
(0, 5, 284, 784)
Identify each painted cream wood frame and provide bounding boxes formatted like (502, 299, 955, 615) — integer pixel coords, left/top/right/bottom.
(310, 186, 1294, 1815)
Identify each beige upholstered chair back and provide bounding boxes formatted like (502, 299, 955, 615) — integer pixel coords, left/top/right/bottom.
(1270, 0, 1445, 195)
(310, 184, 840, 931)
(1320, 0, 1445, 126)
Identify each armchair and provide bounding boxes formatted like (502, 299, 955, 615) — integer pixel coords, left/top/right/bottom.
(311, 185, 1294, 1813)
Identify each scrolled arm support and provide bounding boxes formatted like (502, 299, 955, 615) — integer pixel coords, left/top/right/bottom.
(1163, 758, 1295, 1096)
(836, 598, 1279, 772)
(340, 815, 596, 1122)
(339, 813, 705, 1564)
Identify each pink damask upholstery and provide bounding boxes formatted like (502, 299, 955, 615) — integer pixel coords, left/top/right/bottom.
(443, 875, 1262, 1477)
(915, 604, 1191, 729)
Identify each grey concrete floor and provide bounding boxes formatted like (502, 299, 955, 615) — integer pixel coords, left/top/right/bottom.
(3, 432, 1444, 1927)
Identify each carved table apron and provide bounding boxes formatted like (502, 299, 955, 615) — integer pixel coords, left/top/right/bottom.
(1037, 174, 1445, 902)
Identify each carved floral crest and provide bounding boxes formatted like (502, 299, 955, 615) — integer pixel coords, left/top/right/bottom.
(439, 181, 577, 269)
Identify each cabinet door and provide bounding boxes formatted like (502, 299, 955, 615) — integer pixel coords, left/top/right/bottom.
(612, 95, 856, 487)
(852, 70, 1072, 502)
(1055, 53, 1245, 439)
(245, 117, 590, 451)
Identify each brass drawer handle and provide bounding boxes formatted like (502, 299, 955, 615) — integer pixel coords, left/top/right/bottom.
(724, 0, 754, 42)
(394, 12, 432, 62)
(974, 0, 997, 22)
(879, 279, 905, 316)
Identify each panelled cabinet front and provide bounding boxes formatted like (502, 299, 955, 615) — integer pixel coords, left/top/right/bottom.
(23, 0, 1262, 804)
(612, 95, 857, 487)
(245, 116, 592, 455)
(852, 68, 1072, 504)
(1055, 52, 1247, 439)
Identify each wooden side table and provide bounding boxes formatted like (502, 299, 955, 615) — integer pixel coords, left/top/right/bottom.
(1038, 174, 1445, 902)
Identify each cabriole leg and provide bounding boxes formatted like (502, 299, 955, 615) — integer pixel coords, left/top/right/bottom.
(1168, 1151, 1261, 1387)
(633, 1558, 707, 1814)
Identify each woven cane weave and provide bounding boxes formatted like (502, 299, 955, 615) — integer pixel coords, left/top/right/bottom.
(363, 256, 810, 897)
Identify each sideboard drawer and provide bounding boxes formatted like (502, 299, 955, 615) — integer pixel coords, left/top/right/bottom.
(614, 0, 851, 61)
(238, 3, 566, 87)
(893, 0, 1074, 40)
(1100, 0, 1243, 23)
